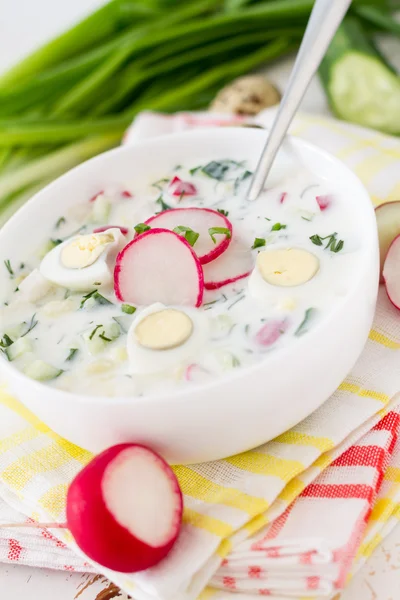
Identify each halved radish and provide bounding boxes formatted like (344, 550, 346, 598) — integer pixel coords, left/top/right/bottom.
(168, 176, 197, 198)
(66, 444, 183, 573)
(383, 234, 400, 309)
(316, 195, 332, 211)
(93, 225, 129, 236)
(144, 208, 232, 265)
(375, 201, 400, 282)
(115, 228, 204, 307)
(203, 237, 254, 290)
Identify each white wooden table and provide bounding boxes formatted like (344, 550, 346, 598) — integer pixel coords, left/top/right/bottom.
(1, 2, 400, 598)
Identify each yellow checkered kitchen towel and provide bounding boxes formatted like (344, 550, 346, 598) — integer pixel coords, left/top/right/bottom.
(1, 111, 400, 600)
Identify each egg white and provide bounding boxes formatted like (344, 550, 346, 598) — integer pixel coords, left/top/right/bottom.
(39, 228, 126, 291)
(127, 303, 209, 375)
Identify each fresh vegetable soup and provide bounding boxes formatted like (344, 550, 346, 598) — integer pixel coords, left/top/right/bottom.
(0, 158, 362, 397)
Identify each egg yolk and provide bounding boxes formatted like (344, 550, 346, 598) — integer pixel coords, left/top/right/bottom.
(257, 248, 319, 287)
(134, 309, 193, 351)
(61, 233, 114, 269)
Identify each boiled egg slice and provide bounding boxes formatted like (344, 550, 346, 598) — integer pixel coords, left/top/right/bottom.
(127, 303, 208, 375)
(40, 228, 126, 291)
(249, 247, 319, 302)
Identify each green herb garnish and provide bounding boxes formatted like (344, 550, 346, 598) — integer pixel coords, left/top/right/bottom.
(156, 195, 172, 213)
(189, 166, 202, 175)
(201, 160, 241, 181)
(50, 238, 63, 247)
(121, 304, 136, 315)
(173, 225, 199, 247)
(217, 209, 229, 217)
(66, 348, 78, 361)
(134, 223, 151, 235)
(234, 169, 252, 194)
(99, 332, 112, 342)
(208, 227, 231, 244)
(310, 232, 344, 253)
(21, 314, 38, 337)
(89, 324, 103, 340)
(80, 290, 112, 309)
(252, 237, 266, 249)
(151, 177, 170, 191)
(55, 216, 66, 229)
(295, 308, 316, 337)
(271, 222, 286, 231)
(264, 217, 271, 221)
(4, 259, 14, 277)
(0, 334, 13, 348)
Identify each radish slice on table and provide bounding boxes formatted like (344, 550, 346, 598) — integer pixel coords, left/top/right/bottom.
(144, 208, 232, 264)
(115, 228, 204, 307)
(383, 234, 400, 309)
(66, 444, 183, 573)
(94, 225, 129, 236)
(203, 237, 254, 290)
(168, 176, 197, 198)
(375, 201, 400, 282)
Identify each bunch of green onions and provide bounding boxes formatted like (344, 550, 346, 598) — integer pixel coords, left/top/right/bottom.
(0, 0, 394, 223)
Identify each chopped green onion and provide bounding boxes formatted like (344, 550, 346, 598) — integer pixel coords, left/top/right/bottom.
(4, 259, 14, 277)
(134, 223, 151, 234)
(55, 216, 66, 229)
(271, 223, 286, 231)
(189, 165, 202, 175)
(217, 208, 229, 217)
(89, 324, 103, 340)
(121, 303, 136, 315)
(252, 237, 266, 249)
(295, 308, 316, 337)
(208, 226, 231, 244)
(0, 334, 13, 348)
(66, 348, 78, 361)
(173, 225, 199, 247)
(99, 332, 112, 342)
(156, 195, 172, 212)
(151, 177, 170, 191)
(310, 232, 344, 252)
(80, 289, 112, 309)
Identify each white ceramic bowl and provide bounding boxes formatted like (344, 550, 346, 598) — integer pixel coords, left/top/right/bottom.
(0, 128, 378, 464)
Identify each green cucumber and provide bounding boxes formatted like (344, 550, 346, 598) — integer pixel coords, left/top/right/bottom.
(4, 323, 26, 341)
(83, 321, 120, 355)
(24, 359, 63, 381)
(5, 337, 33, 361)
(319, 18, 400, 135)
(91, 193, 111, 223)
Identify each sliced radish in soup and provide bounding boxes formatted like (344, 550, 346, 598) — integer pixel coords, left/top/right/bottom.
(168, 176, 197, 197)
(115, 228, 204, 306)
(66, 444, 183, 573)
(144, 208, 232, 264)
(203, 237, 254, 290)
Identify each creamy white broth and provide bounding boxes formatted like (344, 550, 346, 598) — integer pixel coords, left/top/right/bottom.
(0, 158, 362, 397)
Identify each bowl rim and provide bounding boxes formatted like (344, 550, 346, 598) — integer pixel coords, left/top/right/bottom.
(0, 127, 378, 406)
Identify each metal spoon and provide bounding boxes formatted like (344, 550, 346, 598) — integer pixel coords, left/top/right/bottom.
(247, 0, 352, 202)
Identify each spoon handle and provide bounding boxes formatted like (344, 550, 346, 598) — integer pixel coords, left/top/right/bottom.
(247, 0, 352, 202)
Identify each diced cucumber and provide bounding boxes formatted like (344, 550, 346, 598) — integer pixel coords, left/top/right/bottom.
(112, 315, 132, 333)
(83, 321, 120, 355)
(24, 360, 63, 381)
(319, 18, 400, 135)
(6, 337, 33, 361)
(4, 323, 26, 341)
(91, 194, 111, 224)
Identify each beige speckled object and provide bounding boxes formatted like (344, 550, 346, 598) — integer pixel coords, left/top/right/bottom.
(210, 75, 281, 116)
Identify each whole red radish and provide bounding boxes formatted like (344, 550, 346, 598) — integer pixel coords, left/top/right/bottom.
(375, 201, 400, 282)
(383, 234, 400, 310)
(66, 444, 183, 573)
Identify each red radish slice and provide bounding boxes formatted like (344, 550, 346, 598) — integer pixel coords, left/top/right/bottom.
(144, 208, 232, 265)
(168, 176, 197, 198)
(203, 237, 254, 290)
(316, 195, 332, 211)
(255, 319, 288, 347)
(375, 201, 400, 282)
(67, 444, 183, 573)
(93, 225, 129, 236)
(89, 191, 104, 203)
(383, 234, 400, 309)
(115, 228, 204, 307)
(121, 190, 133, 198)
(279, 192, 287, 204)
